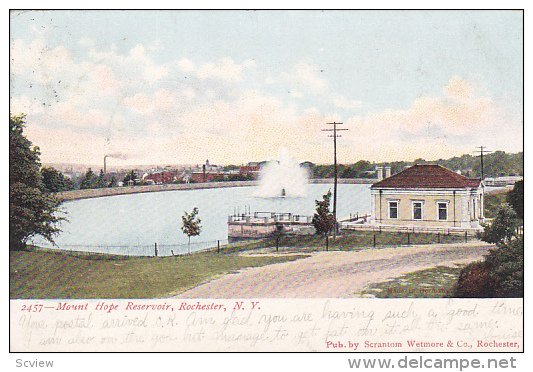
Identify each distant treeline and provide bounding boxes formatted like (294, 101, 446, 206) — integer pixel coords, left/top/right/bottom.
(309, 151, 523, 179)
(41, 151, 523, 193)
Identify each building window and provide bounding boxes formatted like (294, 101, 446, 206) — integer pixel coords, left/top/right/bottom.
(413, 201, 423, 220)
(388, 201, 398, 219)
(437, 202, 448, 221)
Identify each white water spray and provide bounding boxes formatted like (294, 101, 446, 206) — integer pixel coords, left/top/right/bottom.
(254, 148, 309, 198)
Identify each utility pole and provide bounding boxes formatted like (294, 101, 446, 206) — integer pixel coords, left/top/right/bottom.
(322, 121, 348, 236)
(474, 146, 492, 180)
(104, 155, 109, 174)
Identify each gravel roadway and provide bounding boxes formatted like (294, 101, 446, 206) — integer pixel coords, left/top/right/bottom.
(176, 242, 493, 298)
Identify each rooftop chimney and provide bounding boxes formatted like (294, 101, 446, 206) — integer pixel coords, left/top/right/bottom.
(384, 166, 391, 179)
(376, 166, 384, 181)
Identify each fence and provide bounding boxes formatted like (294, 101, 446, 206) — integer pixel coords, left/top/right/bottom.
(32, 239, 230, 257)
(225, 228, 476, 253)
(342, 222, 481, 236)
(30, 227, 479, 257)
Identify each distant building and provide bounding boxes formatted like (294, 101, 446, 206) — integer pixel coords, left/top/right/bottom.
(370, 164, 484, 229)
(143, 171, 176, 184)
(484, 176, 523, 187)
(239, 165, 261, 179)
(191, 171, 225, 183)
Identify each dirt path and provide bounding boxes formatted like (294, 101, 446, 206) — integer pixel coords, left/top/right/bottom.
(176, 242, 492, 298)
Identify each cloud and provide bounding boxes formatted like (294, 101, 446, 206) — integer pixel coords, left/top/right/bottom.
(195, 58, 256, 82)
(177, 58, 195, 73)
(10, 39, 73, 83)
(444, 75, 475, 100)
(285, 62, 328, 92)
(88, 64, 123, 93)
(122, 89, 183, 115)
(10, 34, 521, 165)
(332, 94, 363, 110)
(78, 37, 95, 48)
(342, 76, 520, 161)
(10, 95, 45, 115)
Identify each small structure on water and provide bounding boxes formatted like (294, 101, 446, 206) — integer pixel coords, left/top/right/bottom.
(228, 212, 314, 241)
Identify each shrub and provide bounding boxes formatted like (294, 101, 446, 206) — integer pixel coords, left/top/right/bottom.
(454, 261, 495, 298)
(454, 236, 523, 298)
(485, 236, 524, 297)
(480, 204, 520, 245)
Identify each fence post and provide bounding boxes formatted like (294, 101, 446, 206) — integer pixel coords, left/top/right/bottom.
(217, 240, 220, 254)
(407, 232, 410, 245)
(154, 242, 158, 257)
(464, 231, 468, 243)
(437, 232, 440, 244)
(373, 233, 376, 248)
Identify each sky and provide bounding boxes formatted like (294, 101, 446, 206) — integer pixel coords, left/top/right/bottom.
(9, 10, 523, 166)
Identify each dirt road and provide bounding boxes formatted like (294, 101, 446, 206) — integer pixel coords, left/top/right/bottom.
(176, 242, 492, 298)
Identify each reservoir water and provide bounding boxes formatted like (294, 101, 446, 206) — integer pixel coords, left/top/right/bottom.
(31, 183, 371, 255)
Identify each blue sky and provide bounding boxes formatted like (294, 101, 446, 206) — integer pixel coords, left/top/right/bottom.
(10, 10, 523, 165)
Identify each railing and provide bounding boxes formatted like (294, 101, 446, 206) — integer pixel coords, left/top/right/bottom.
(32, 239, 230, 257)
(228, 213, 313, 224)
(341, 223, 481, 236)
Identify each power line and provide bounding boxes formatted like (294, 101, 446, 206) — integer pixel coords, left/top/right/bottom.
(474, 146, 492, 180)
(321, 121, 348, 236)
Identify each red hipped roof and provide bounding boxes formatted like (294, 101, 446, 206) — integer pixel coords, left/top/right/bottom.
(371, 164, 482, 189)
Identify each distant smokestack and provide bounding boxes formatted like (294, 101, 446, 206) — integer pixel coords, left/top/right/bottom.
(104, 155, 109, 174)
(384, 166, 391, 179)
(376, 166, 384, 181)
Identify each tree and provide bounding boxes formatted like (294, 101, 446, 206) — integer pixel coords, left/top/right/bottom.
(480, 204, 520, 245)
(95, 169, 107, 188)
(9, 114, 64, 250)
(108, 175, 118, 188)
(312, 190, 336, 251)
(79, 168, 97, 189)
(41, 166, 74, 193)
(181, 208, 202, 254)
(507, 180, 524, 219)
(271, 222, 284, 252)
(123, 170, 138, 186)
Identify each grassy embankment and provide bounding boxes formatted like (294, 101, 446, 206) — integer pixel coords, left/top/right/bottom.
(10, 248, 308, 299)
(359, 191, 510, 298)
(10, 191, 509, 299)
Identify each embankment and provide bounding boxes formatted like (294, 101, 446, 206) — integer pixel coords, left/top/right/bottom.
(55, 178, 375, 201)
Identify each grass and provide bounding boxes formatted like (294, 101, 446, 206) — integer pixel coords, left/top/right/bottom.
(222, 230, 469, 254)
(10, 249, 309, 299)
(484, 191, 509, 219)
(360, 266, 463, 298)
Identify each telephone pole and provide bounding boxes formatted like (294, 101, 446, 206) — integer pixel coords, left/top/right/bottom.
(322, 121, 348, 236)
(475, 146, 492, 180)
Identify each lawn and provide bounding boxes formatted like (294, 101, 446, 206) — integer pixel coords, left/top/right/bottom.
(360, 266, 462, 298)
(10, 249, 308, 299)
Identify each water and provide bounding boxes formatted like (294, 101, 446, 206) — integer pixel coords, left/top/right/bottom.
(32, 184, 371, 255)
